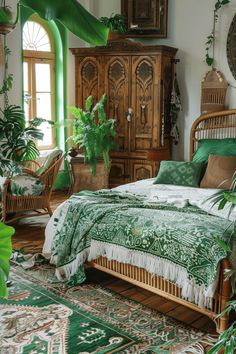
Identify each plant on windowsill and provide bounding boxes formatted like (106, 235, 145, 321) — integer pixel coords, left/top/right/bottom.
(100, 13, 126, 40)
(206, 173, 236, 354)
(67, 94, 116, 177)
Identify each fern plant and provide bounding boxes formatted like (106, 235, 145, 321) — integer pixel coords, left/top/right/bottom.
(68, 94, 116, 176)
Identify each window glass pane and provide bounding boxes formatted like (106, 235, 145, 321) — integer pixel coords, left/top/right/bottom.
(36, 92, 51, 119)
(23, 62, 28, 91)
(38, 122, 53, 148)
(35, 63, 51, 92)
(23, 21, 51, 52)
(36, 92, 53, 148)
(23, 62, 30, 122)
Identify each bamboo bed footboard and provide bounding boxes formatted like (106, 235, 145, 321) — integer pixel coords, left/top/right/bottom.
(87, 257, 231, 333)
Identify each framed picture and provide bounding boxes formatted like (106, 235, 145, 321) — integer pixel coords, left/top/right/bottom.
(121, 0, 168, 38)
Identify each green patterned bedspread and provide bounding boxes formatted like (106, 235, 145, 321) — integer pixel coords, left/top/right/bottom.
(51, 190, 233, 305)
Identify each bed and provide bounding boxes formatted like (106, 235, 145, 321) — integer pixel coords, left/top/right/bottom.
(44, 109, 236, 333)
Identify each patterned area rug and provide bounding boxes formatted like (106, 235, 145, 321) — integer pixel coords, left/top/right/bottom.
(0, 264, 213, 353)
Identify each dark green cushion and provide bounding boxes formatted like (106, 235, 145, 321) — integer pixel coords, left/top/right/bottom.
(154, 161, 205, 187)
(192, 138, 236, 162)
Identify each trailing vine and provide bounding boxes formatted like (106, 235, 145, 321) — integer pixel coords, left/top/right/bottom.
(205, 0, 230, 66)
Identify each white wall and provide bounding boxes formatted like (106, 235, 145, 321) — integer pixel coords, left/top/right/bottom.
(3, 0, 236, 160)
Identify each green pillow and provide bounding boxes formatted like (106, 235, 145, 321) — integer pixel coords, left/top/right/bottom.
(154, 161, 205, 187)
(192, 138, 236, 162)
(35, 149, 63, 176)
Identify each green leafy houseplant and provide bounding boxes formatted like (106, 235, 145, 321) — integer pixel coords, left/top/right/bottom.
(0, 222, 14, 298)
(0, 4, 13, 24)
(100, 13, 126, 34)
(68, 94, 116, 176)
(206, 173, 236, 354)
(205, 0, 230, 66)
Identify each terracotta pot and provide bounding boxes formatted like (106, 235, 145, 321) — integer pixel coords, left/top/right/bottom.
(108, 31, 121, 41)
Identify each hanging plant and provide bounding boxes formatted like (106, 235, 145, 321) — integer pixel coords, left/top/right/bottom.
(0, 1, 19, 35)
(205, 0, 230, 66)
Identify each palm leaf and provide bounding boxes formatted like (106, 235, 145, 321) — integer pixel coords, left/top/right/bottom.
(20, 0, 109, 46)
(17, 140, 40, 162)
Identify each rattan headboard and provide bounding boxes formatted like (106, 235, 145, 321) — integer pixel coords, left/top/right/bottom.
(190, 109, 236, 160)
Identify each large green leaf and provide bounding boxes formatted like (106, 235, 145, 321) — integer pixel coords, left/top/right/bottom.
(20, 0, 109, 46)
(0, 223, 14, 298)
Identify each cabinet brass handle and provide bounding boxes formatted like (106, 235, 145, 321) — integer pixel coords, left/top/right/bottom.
(126, 107, 133, 122)
(141, 104, 147, 125)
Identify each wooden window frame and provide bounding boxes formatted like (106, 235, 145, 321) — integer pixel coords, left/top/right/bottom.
(23, 16, 56, 150)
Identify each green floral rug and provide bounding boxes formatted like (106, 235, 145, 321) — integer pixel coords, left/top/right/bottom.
(0, 264, 214, 353)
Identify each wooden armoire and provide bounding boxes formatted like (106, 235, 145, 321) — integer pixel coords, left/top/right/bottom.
(71, 39, 177, 188)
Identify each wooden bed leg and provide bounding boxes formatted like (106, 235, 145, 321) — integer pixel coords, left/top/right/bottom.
(217, 314, 229, 333)
(216, 259, 231, 333)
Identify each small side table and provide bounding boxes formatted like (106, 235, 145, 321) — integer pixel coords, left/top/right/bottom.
(67, 154, 109, 194)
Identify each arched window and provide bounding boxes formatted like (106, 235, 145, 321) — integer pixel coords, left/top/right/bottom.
(23, 16, 56, 150)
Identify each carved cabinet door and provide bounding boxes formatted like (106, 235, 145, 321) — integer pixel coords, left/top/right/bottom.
(76, 56, 102, 108)
(130, 55, 161, 152)
(104, 56, 130, 153)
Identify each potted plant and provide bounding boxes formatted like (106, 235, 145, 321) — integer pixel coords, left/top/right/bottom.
(0, 2, 19, 35)
(68, 94, 116, 175)
(100, 13, 126, 40)
(67, 94, 116, 191)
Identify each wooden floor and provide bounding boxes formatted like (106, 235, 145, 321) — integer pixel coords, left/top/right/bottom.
(11, 190, 218, 350)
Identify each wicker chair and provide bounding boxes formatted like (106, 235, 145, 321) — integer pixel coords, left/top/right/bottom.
(1, 150, 63, 223)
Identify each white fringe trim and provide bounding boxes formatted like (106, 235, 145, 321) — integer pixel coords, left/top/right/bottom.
(50, 240, 219, 309)
(51, 247, 90, 281)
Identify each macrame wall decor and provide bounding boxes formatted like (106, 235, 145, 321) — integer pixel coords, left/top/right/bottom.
(200, 68, 228, 114)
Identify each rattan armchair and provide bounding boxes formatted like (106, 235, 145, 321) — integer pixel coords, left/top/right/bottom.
(1, 151, 63, 223)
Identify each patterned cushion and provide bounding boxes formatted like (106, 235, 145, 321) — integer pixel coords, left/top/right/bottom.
(200, 155, 236, 189)
(35, 148, 63, 177)
(154, 161, 205, 187)
(9, 175, 44, 196)
(192, 138, 236, 162)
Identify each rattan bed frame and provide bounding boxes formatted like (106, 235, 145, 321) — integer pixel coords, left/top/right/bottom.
(88, 109, 236, 333)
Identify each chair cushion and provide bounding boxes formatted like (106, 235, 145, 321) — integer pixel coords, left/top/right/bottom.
(200, 155, 236, 189)
(154, 160, 205, 187)
(9, 175, 44, 196)
(35, 148, 63, 177)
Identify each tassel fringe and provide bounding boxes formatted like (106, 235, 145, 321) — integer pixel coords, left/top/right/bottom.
(50, 239, 219, 309)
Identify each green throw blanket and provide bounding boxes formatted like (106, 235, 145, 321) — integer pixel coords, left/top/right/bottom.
(51, 190, 233, 308)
